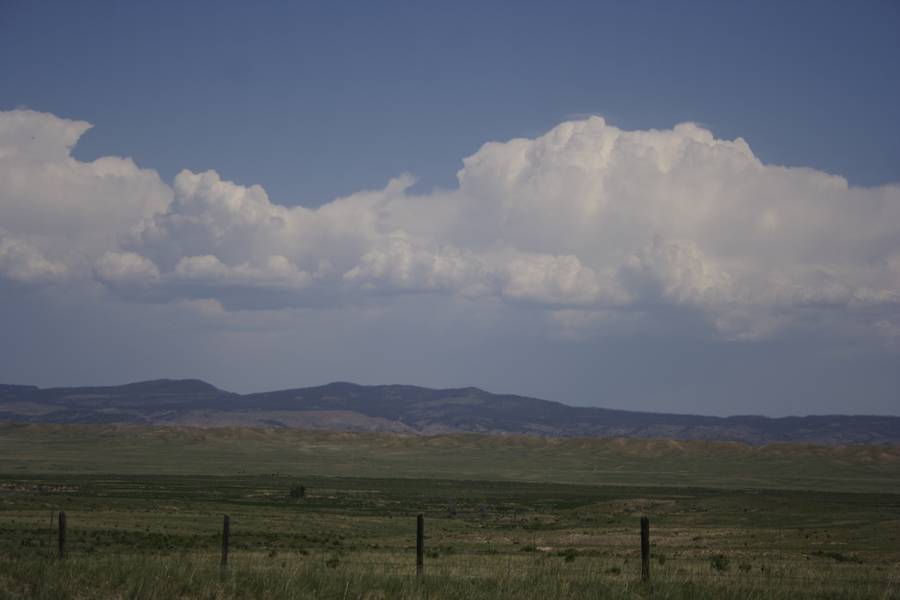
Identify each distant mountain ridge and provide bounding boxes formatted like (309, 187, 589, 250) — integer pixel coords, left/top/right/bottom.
(1, 379, 898, 445)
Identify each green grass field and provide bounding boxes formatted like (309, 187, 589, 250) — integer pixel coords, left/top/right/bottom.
(1, 424, 899, 598)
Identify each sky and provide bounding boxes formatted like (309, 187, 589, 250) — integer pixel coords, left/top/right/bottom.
(1, 0, 899, 416)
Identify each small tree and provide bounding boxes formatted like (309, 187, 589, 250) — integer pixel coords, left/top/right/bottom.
(289, 484, 306, 500)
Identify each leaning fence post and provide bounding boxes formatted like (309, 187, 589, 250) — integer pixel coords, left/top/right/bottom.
(640, 516, 650, 582)
(221, 515, 230, 568)
(58, 511, 66, 560)
(416, 514, 424, 576)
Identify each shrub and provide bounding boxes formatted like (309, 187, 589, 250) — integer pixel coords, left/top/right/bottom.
(710, 554, 730, 572)
(559, 548, 577, 563)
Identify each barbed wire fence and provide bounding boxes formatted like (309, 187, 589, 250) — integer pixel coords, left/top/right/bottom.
(14, 510, 893, 590)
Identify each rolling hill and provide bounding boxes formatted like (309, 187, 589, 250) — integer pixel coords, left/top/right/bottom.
(1, 379, 898, 445)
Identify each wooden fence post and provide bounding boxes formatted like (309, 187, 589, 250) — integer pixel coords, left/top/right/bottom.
(58, 511, 66, 560)
(416, 514, 424, 576)
(48, 511, 54, 557)
(640, 516, 650, 583)
(221, 515, 230, 568)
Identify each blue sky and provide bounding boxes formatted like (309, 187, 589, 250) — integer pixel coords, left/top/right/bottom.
(4, 1, 899, 202)
(1, 1, 899, 416)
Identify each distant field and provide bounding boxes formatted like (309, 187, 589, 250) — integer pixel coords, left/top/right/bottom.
(1, 424, 899, 598)
(1, 423, 899, 493)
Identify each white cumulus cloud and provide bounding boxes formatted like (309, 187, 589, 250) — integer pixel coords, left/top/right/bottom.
(1, 109, 898, 342)
(95, 251, 161, 284)
(0, 231, 67, 283)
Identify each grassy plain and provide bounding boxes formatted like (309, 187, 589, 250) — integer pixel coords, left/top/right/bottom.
(0, 424, 899, 598)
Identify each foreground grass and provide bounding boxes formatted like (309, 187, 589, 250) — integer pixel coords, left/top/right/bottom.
(2, 552, 898, 600)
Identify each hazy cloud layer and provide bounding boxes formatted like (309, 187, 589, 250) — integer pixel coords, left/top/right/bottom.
(2, 109, 899, 344)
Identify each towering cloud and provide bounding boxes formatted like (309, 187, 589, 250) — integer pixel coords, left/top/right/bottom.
(1, 109, 898, 342)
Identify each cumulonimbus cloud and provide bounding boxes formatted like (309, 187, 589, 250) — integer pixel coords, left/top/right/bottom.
(1, 109, 898, 341)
